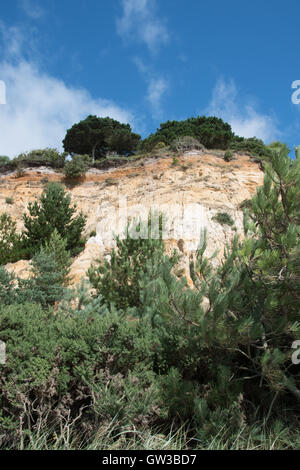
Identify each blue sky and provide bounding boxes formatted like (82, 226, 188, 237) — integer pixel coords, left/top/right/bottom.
(0, 0, 300, 157)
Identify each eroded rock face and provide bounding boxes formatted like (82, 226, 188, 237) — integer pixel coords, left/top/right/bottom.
(1, 152, 263, 284)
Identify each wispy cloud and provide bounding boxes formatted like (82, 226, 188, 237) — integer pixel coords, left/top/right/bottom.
(146, 77, 168, 119)
(117, 0, 169, 53)
(134, 58, 168, 119)
(20, 0, 45, 19)
(206, 79, 279, 142)
(0, 26, 136, 158)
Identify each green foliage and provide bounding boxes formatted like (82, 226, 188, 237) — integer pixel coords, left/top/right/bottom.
(0, 267, 17, 306)
(0, 214, 21, 265)
(23, 251, 67, 307)
(212, 212, 235, 226)
(63, 154, 90, 179)
(1, 144, 300, 450)
(63, 115, 141, 161)
(5, 197, 13, 205)
(239, 199, 252, 211)
(88, 219, 167, 310)
(267, 141, 291, 156)
(230, 136, 271, 158)
(0, 302, 161, 449)
(108, 127, 141, 154)
(0, 156, 10, 165)
(224, 149, 234, 162)
(170, 136, 204, 153)
(140, 116, 234, 152)
(22, 182, 87, 257)
(14, 148, 66, 169)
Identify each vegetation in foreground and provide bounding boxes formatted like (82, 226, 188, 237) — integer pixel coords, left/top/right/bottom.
(0, 145, 300, 450)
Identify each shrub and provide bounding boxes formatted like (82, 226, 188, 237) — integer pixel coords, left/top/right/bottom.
(5, 197, 13, 205)
(224, 150, 234, 162)
(22, 182, 87, 257)
(0, 214, 21, 265)
(63, 154, 90, 180)
(0, 156, 9, 165)
(239, 199, 252, 210)
(230, 136, 271, 158)
(0, 302, 161, 449)
(139, 116, 233, 152)
(212, 212, 235, 227)
(88, 219, 168, 310)
(105, 178, 118, 186)
(15, 167, 25, 178)
(14, 148, 66, 169)
(170, 136, 204, 153)
(0, 267, 17, 305)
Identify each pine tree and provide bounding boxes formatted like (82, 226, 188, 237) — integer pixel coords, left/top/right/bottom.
(21, 230, 72, 306)
(88, 218, 166, 310)
(22, 182, 87, 257)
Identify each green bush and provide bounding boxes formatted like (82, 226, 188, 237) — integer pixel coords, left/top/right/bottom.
(0, 267, 17, 305)
(63, 154, 90, 180)
(88, 219, 168, 311)
(170, 136, 204, 153)
(239, 199, 252, 210)
(212, 212, 235, 226)
(230, 136, 271, 158)
(22, 182, 87, 258)
(0, 214, 21, 265)
(139, 116, 233, 152)
(14, 148, 66, 169)
(5, 197, 13, 205)
(0, 156, 10, 165)
(0, 302, 161, 449)
(224, 150, 234, 162)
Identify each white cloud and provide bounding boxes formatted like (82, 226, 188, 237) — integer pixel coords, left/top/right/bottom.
(146, 77, 168, 119)
(134, 58, 168, 118)
(0, 60, 135, 158)
(20, 0, 45, 19)
(206, 79, 279, 142)
(117, 0, 169, 53)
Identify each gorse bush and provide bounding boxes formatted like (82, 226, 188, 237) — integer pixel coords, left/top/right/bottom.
(0, 302, 162, 449)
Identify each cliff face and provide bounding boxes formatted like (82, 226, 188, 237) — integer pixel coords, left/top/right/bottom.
(1, 151, 264, 284)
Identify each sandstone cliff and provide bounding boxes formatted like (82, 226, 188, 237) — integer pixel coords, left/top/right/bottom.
(0, 151, 264, 284)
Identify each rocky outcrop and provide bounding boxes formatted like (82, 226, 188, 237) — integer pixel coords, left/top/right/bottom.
(0, 151, 264, 284)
